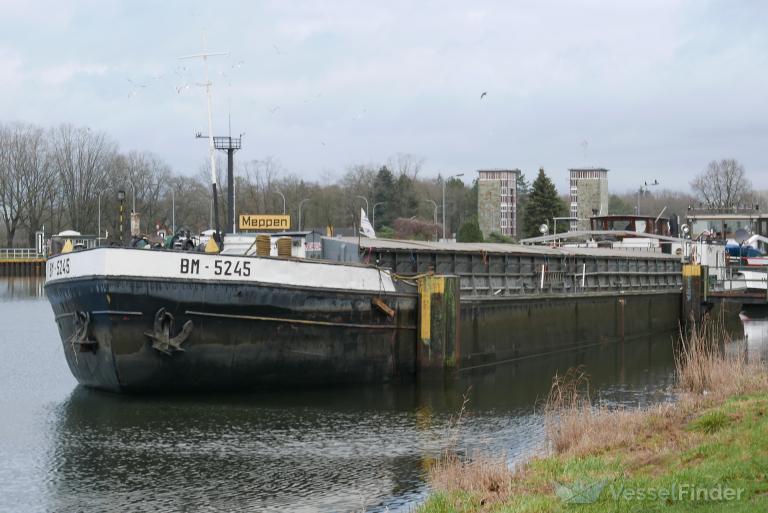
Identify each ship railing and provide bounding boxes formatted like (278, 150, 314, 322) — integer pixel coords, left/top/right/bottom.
(0, 248, 46, 261)
(705, 265, 768, 301)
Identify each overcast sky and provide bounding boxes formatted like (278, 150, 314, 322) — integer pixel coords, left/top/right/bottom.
(1, 0, 766, 193)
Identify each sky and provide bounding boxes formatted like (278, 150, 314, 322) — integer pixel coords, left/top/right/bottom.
(0, 0, 766, 194)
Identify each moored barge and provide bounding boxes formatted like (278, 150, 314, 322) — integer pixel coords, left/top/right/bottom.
(46, 237, 684, 393)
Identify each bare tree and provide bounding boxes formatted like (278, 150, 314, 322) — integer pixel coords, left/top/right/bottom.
(49, 124, 117, 233)
(21, 125, 55, 245)
(387, 153, 424, 180)
(116, 151, 172, 232)
(691, 159, 753, 208)
(0, 125, 21, 245)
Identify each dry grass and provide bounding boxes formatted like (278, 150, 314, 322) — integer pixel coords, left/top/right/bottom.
(675, 314, 767, 399)
(427, 314, 768, 503)
(429, 453, 516, 499)
(543, 314, 768, 456)
(541, 365, 684, 457)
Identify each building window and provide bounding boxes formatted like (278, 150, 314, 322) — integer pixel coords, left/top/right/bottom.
(501, 218, 507, 228)
(501, 187, 508, 195)
(501, 203, 507, 212)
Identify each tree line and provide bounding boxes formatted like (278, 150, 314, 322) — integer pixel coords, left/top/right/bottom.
(0, 121, 478, 247)
(0, 120, 761, 247)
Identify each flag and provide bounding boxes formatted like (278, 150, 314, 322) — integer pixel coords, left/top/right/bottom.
(360, 208, 377, 238)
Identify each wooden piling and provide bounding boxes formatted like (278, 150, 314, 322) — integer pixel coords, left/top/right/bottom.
(682, 264, 705, 328)
(416, 274, 460, 376)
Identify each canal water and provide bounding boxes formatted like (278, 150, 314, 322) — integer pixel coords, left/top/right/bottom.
(0, 277, 761, 513)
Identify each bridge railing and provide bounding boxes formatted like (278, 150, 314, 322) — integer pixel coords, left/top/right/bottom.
(0, 248, 45, 260)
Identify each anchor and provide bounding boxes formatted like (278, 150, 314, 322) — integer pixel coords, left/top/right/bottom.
(144, 308, 193, 355)
(68, 311, 98, 353)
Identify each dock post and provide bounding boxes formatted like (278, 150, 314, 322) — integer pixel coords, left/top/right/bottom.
(417, 275, 460, 376)
(682, 264, 705, 328)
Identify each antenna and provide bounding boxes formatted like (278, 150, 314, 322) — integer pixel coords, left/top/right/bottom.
(179, 33, 229, 243)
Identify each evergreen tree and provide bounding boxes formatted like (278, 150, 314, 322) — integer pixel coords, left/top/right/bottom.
(608, 194, 633, 215)
(515, 173, 531, 238)
(522, 168, 567, 238)
(372, 166, 395, 229)
(394, 173, 418, 220)
(457, 217, 483, 242)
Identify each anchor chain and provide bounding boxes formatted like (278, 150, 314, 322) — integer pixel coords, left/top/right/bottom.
(144, 308, 193, 355)
(68, 311, 98, 353)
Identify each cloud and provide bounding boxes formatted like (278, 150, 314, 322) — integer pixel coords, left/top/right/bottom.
(36, 62, 110, 86)
(0, 0, 766, 193)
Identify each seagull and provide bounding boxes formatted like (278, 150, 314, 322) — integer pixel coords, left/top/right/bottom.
(480, 91, 487, 99)
(269, 106, 280, 114)
(175, 84, 190, 94)
(272, 44, 282, 55)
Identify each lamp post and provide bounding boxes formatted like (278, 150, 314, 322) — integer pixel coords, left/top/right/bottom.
(427, 199, 437, 240)
(636, 179, 659, 216)
(298, 198, 310, 231)
(426, 199, 438, 241)
(171, 188, 176, 234)
(129, 181, 136, 213)
(97, 190, 104, 239)
(356, 195, 369, 215)
(372, 201, 385, 229)
(442, 173, 464, 241)
(274, 190, 286, 214)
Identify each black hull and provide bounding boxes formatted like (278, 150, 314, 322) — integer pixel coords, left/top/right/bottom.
(46, 275, 682, 393)
(46, 277, 418, 392)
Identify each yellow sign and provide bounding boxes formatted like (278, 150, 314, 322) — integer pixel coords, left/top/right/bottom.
(239, 214, 291, 231)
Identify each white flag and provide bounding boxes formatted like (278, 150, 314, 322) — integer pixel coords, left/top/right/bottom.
(360, 208, 377, 238)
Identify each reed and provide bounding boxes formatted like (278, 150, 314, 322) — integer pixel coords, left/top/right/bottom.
(424, 314, 768, 509)
(674, 313, 766, 399)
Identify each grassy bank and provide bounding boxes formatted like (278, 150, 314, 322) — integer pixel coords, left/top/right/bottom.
(420, 320, 768, 512)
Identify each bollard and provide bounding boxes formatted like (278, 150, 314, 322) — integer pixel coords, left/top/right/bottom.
(416, 275, 460, 376)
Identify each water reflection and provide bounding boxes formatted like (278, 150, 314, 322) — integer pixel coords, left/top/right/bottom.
(732, 318, 768, 363)
(1, 281, 760, 513)
(0, 276, 45, 300)
(42, 333, 682, 513)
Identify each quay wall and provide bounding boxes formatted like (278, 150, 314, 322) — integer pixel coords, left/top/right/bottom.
(0, 260, 45, 277)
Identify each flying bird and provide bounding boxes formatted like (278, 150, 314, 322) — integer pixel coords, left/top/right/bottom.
(480, 91, 487, 99)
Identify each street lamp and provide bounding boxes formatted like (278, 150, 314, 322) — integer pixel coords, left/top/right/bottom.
(426, 199, 439, 241)
(97, 190, 104, 239)
(274, 190, 286, 214)
(298, 198, 310, 231)
(356, 195, 369, 215)
(372, 201, 386, 229)
(128, 181, 136, 213)
(171, 188, 176, 234)
(442, 173, 464, 241)
(636, 179, 659, 216)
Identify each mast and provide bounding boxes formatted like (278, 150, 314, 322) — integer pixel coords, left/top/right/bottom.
(179, 34, 229, 244)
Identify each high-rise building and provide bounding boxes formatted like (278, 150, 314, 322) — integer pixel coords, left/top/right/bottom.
(569, 168, 609, 231)
(477, 169, 521, 239)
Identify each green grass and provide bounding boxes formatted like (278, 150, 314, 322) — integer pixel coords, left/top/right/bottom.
(419, 393, 768, 512)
